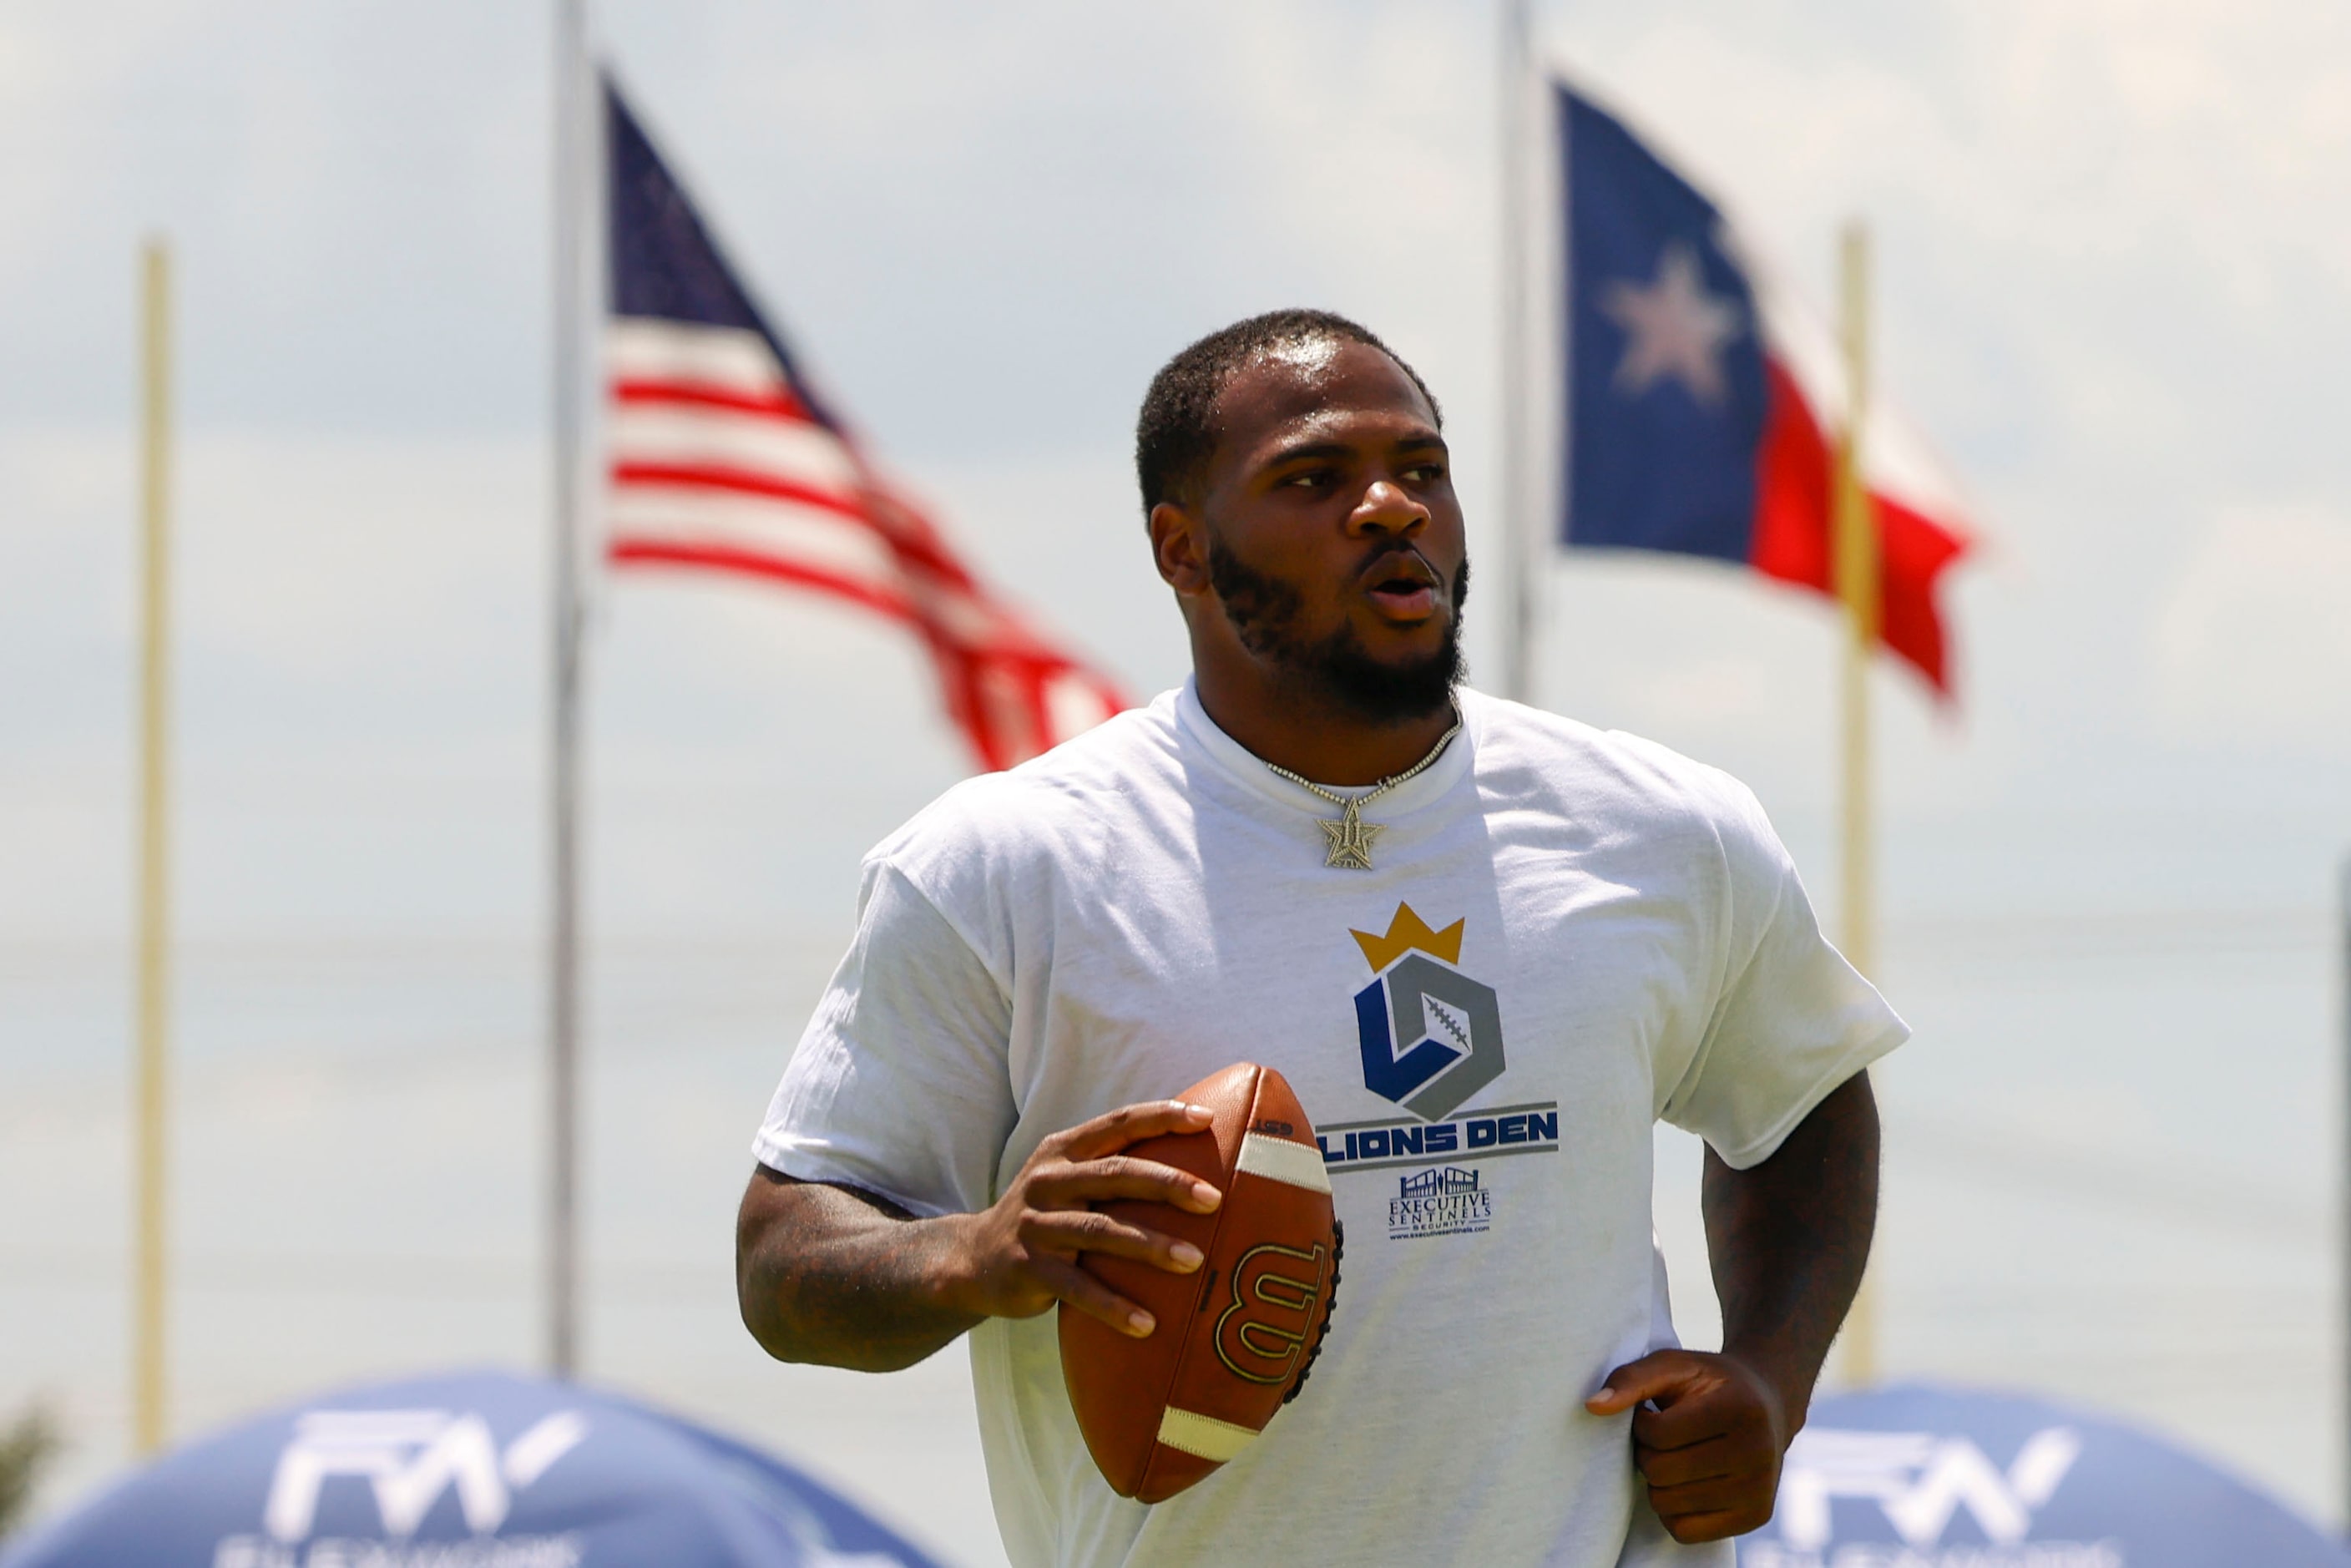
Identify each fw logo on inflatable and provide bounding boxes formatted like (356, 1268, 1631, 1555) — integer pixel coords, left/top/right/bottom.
(1751, 1425, 2082, 1557)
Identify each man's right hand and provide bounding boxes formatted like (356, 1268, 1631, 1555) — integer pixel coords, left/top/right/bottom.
(736, 1099, 1225, 1373)
(938, 1100, 1224, 1339)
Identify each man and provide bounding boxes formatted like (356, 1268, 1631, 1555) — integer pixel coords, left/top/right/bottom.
(737, 310, 1898, 1565)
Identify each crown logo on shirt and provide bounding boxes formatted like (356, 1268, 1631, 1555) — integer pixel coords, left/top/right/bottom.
(1350, 903, 1464, 974)
(1347, 903, 1504, 1121)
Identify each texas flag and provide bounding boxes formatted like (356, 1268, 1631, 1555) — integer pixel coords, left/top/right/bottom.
(602, 78, 1127, 770)
(1558, 83, 1971, 694)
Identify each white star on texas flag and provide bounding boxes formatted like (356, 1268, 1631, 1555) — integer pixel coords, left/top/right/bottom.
(1599, 240, 1743, 406)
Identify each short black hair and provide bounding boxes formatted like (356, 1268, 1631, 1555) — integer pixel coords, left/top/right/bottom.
(1133, 308, 1442, 515)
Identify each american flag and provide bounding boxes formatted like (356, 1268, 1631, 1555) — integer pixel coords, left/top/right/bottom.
(602, 78, 1127, 771)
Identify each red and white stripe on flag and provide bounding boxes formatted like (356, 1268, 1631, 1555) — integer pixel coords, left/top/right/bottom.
(604, 317, 1127, 771)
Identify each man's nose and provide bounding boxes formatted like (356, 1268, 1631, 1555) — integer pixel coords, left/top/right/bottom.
(1347, 478, 1430, 537)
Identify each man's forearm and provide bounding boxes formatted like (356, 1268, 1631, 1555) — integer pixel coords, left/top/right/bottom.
(737, 1100, 1222, 1373)
(736, 1170, 983, 1373)
(1701, 1070, 1879, 1428)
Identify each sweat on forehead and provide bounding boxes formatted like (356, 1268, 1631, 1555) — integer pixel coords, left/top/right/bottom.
(1134, 308, 1443, 515)
(1251, 334, 1346, 377)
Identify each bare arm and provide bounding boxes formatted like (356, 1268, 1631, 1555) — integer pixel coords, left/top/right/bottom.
(1587, 1069, 1879, 1542)
(1704, 1066, 1879, 1424)
(736, 1100, 1225, 1374)
(735, 1173, 979, 1373)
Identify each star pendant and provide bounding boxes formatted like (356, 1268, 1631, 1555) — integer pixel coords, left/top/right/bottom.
(1317, 808, 1384, 871)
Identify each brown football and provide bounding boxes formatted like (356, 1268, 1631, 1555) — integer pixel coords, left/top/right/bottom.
(1058, 1062, 1341, 1503)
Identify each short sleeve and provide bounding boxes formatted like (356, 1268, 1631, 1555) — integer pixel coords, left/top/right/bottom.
(752, 861, 1018, 1217)
(1660, 778, 1909, 1170)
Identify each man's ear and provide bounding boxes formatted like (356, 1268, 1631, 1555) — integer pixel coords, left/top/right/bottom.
(1149, 500, 1213, 597)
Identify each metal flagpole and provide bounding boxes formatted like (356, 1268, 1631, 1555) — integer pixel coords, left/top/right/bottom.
(131, 237, 174, 1455)
(1498, 0, 1534, 705)
(1833, 220, 1880, 1388)
(2338, 851, 2350, 1532)
(548, 0, 588, 1380)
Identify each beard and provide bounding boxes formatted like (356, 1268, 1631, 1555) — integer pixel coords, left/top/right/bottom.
(1206, 540, 1468, 725)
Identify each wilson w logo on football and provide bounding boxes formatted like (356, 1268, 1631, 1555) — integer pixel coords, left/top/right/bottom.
(1215, 1242, 1330, 1384)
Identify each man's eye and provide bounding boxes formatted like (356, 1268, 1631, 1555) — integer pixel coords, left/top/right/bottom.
(1403, 463, 1445, 483)
(1284, 470, 1332, 488)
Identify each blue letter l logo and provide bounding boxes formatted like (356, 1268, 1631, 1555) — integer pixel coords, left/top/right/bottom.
(1355, 978, 1462, 1105)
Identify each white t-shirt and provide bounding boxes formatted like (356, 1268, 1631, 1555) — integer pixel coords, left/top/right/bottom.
(756, 682, 1906, 1568)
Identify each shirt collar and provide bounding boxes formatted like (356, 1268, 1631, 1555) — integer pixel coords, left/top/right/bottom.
(1171, 675, 1476, 820)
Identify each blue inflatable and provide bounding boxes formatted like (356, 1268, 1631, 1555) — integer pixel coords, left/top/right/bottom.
(1739, 1383, 2348, 1566)
(1, 1369, 947, 1567)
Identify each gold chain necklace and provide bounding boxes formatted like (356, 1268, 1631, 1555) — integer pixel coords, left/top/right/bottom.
(1261, 713, 1463, 870)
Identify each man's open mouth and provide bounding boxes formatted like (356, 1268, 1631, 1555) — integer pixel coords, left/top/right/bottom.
(1361, 551, 1441, 617)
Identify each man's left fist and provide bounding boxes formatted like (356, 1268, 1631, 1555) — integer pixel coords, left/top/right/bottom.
(1585, 1348, 1794, 1543)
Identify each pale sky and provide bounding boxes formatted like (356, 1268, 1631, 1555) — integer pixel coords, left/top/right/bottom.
(3, 1, 2349, 1555)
